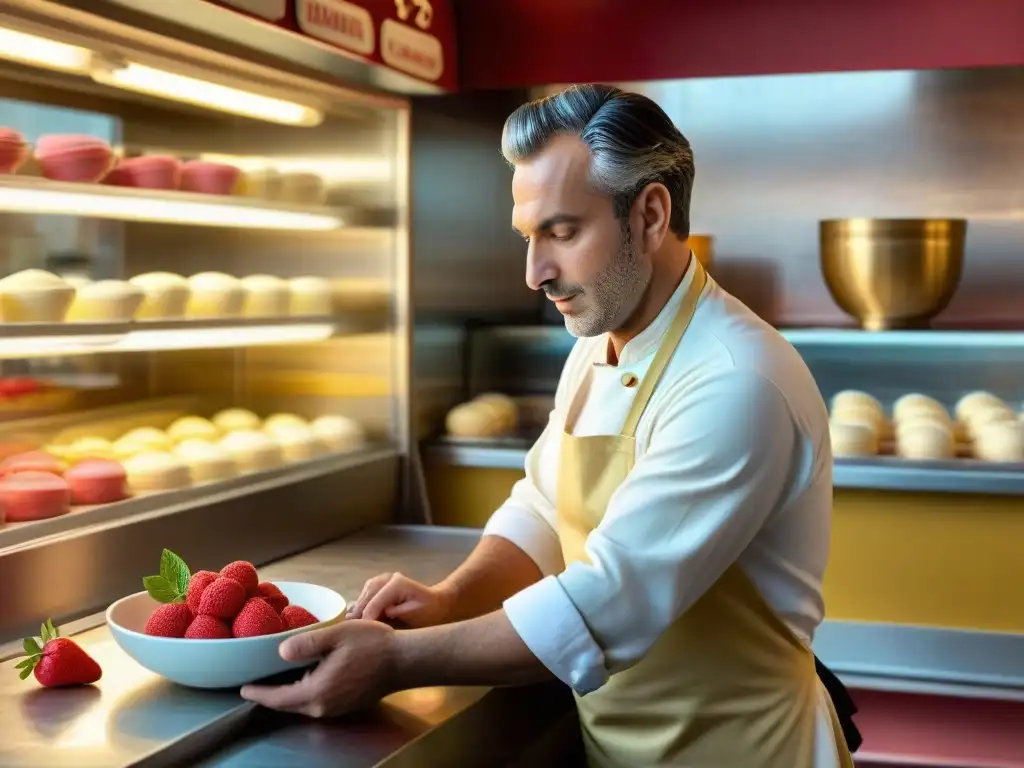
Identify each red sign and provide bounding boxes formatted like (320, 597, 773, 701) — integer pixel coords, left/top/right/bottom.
(296, 0, 457, 90)
(205, 0, 457, 91)
(211, 0, 294, 27)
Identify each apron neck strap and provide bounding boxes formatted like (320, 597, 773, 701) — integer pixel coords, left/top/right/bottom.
(620, 258, 708, 438)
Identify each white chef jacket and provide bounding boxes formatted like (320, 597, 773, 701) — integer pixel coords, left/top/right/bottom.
(486, 262, 834, 694)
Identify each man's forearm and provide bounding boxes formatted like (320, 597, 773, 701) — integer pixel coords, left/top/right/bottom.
(389, 609, 552, 689)
(435, 535, 543, 623)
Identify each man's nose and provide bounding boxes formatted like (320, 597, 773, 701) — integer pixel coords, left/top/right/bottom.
(525, 240, 557, 291)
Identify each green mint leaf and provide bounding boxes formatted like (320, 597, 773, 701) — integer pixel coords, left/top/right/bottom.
(159, 549, 190, 597)
(14, 657, 35, 669)
(23, 638, 40, 656)
(46, 618, 58, 640)
(143, 575, 184, 604)
(19, 666, 32, 680)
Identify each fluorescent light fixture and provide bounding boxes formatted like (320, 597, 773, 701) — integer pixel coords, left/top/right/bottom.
(0, 333, 120, 359)
(0, 323, 335, 360)
(118, 323, 335, 352)
(203, 154, 393, 184)
(0, 180, 342, 230)
(0, 27, 92, 73)
(91, 61, 323, 127)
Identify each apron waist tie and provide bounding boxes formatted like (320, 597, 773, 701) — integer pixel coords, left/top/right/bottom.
(814, 655, 862, 753)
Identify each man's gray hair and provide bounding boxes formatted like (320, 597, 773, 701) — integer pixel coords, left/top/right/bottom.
(501, 84, 694, 239)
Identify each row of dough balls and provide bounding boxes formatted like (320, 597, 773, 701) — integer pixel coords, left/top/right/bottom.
(830, 390, 1024, 462)
(445, 394, 519, 438)
(46, 410, 365, 493)
(0, 269, 333, 323)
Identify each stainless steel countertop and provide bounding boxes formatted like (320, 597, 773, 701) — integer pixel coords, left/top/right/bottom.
(422, 441, 1024, 496)
(7, 524, 1024, 768)
(0, 525, 532, 768)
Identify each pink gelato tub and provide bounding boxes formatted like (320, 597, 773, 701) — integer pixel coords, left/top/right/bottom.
(180, 161, 241, 196)
(35, 134, 114, 183)
(0, 128, 28, 174)
(105, 155, 182, 190)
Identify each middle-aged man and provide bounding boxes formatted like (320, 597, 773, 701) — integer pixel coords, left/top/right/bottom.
(244, 84, 859, 767)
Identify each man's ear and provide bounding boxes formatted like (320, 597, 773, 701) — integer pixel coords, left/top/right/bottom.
(633, 182, 672, 253)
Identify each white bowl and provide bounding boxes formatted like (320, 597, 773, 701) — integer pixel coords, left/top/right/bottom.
(106, 581, 346, 689)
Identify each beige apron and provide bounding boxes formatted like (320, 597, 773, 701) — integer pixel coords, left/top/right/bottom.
(556, 260, 855, 767)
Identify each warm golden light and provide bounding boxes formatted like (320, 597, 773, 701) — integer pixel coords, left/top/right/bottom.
(120, 323, 335, 352)
(0, 323, 335, 360)
(0, 179, 342, 230)
(0, 27, 92, 73)
(91, 61, 323, 127)
(203, 154, 393, 184)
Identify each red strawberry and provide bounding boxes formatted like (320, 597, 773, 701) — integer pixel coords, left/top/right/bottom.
(184, 615, 231, 639)
(219, 561, 259, 596)
(17, 619, 101, 687)
(186, 570, 218, 615)
(232, 597, 285, 637)
(281, 605, 319, 630)
(144, 603, 193, 637)
(197, 576, 246, 619)
(255, 582, 289, 613)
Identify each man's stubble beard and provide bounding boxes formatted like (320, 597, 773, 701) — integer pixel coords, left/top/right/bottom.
(564, 225, 651, 338)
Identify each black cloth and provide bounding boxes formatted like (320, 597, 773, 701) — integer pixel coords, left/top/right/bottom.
(814, 654, 862, 753)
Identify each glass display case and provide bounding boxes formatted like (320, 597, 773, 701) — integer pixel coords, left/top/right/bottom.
(0, 0, 411, 641)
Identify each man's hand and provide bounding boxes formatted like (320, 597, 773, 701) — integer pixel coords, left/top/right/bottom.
(346, 572, 453, 628)
(242, 609, 552, 718)
(240, 619, 395, 718)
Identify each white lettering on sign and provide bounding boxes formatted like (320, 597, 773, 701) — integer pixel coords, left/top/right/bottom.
(380, 18, 443, 81)
(394, 0, 433, 30)
(218, 0, 287, 21)
(297, 0, 375, 56)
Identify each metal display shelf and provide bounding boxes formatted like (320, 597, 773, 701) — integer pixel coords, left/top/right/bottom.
(780, 328, 1024, 349)
(0, 315, 348, 358)
(422, 440, 1024, 496)
(0, 445, 397, 552)
(0, 176, 353, 230)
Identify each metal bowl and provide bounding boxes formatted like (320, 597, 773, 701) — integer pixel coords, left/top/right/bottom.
(819, 218, 966, 330)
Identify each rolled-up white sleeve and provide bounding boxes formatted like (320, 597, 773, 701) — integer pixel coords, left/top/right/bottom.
(504, 370, 798, 695)
(482, 415, 564, 578)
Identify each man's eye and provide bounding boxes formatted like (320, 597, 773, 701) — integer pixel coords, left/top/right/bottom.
(551, 229, 575, 241)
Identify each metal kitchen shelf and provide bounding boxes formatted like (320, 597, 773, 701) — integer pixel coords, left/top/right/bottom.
(0, 444, 397, 552)
(0, 315, 348, 358)
(0, 176, 351, 230)
(422, 441, 1024, 496)
(780, 328, 1024, 350)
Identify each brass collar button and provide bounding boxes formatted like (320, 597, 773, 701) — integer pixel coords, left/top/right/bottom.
(621, 372, 639, 388)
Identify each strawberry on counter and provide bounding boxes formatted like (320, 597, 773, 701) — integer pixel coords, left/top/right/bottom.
(15, 619, 102, 687)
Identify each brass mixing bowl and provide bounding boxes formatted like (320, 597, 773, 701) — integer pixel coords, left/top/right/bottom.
(819, 218, 966, 330)
(689, 234, 714, 269)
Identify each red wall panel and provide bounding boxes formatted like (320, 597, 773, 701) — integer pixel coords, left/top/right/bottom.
(455, 0, 1024, 90)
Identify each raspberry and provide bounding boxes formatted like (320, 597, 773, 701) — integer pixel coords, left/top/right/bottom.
(255, 582, 289, 613)
(144, 603, 193, 638)
(197, 576, 246, 619)
(219, 561, 259, 596)
(232, 597, 285, 638)
(184, 615, 231, 639)
(281, 605, 319, 630)
(185, 570, 218, 615)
